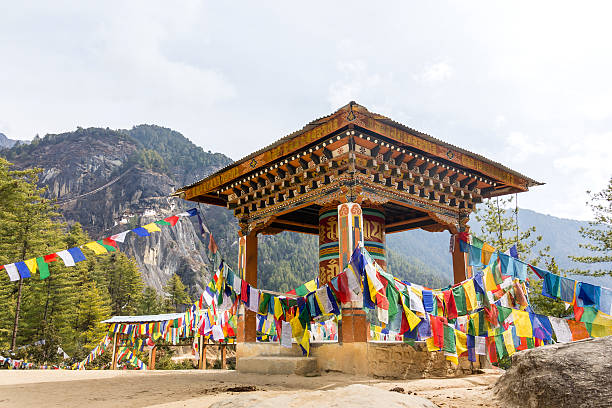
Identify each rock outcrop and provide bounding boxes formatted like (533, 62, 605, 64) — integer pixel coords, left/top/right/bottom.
(494, 336, 612, 408)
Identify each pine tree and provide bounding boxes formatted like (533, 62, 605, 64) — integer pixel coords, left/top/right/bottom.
(473, 196, 568, 317)
(569, 177, 612, 277)
(163, 274, 191, 312)
(138, 286, 166, 315)
(0, 158, 65, 350)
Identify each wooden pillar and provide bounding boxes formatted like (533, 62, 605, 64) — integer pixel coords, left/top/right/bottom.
(110, 332, 118, 370)
(452, 234, 468, 283)
(237, 230, 258, 343)
(198, 335, 206, 369)
(148, 345, 156, 370)
(220, 344, 227, 369)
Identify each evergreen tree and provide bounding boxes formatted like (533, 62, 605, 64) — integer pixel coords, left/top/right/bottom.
(473, 196, 568, 317)
(163, 274, 191, 312)
(569, 177, 612, 277)
(138, 286, 166, 315)
(0, 158, 64, 350)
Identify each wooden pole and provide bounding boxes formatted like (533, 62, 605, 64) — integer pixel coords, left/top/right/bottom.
(452, 234, 468, 284)
(148, 345, 156, 370)
(110, 332, 118, 370)
(221, 344, 227, 369)
(198, 335, 206, 370)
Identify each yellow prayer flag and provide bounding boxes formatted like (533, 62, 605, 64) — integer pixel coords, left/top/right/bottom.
(590, 323, 612, 338)
(400, 295, 421, 330)
(463, 280, 477, 311)
(83, 241, 108, 255)
(592, 311, 612, 327)
(455, 330, 468, 357)
(274, 297, 283, 319)
(142, 223, 162, 233)
(426, 336, 440, 352)
(24, 258, 37, 275)
(445, 354, 458, 365)
(481, 243, 496, 265)
(304, 280, 317, 293)
(512, 309, 533, 338)
(502, 330, 516, 356)
(483, 266, 497, 292)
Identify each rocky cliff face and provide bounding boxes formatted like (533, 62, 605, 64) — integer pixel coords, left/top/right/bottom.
(4, 126, 232, 297)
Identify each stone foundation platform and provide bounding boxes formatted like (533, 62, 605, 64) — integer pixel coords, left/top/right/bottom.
(237, 341, 487, 378)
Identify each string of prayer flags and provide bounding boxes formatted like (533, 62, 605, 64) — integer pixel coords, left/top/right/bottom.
(2, 208, 199, 282)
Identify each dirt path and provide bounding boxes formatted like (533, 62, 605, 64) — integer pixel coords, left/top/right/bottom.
(0, 369, 502, 408)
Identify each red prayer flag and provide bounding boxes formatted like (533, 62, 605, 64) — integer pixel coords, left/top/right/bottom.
(164, 215, 180, 226)
(333, 271, 352, 303)
(443, 290, 458, 320)
(208, 233, 218, 254)
(44, 253, 58, 262)
(486, 337, 498, 363)
(430, 315, 445, 348)
(241, 281, 249, 303)
(573, 303, 584, 321)
(103, 237, 117, 247)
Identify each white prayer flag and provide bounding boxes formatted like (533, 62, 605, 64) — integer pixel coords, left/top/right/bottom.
(56, 250, 76, 267)
(248, 287, 259, 312)
(212, 324, 224, 341)
(549, 317, 572, 343)
(4, 264, 20, 281)
(233, 275, 242, 295)
(110, 230, 130, 243)
(345, 267, 362, 297)
(316, 287, 333, 314)
(475, 336, 486, 355)
(281, 321, 292, 348)
(409, 287, 426, 314)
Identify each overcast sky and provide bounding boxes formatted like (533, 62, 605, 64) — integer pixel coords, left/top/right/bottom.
(1, 1, 611, 221)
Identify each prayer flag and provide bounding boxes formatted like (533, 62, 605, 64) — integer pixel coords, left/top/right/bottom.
(443, 290, 458, 320)
(132, 227, 150, 237)
(36, 257, 50, 280)
(280, 321, 292, 348)
(512, 309, 533, 338)
(475, 336, 486, 356)
(15, 261, 31, 279)
(164, 215, 180, 226)
(548, 317, 571, 343)
(502, 329, 516, 356)
(443, 325, 456, 353)
(463, 280, 477, 312)
(142, 223, 162, 233)
(455, 330, 468, 357)
(567, 320, 589, 341)
(452, 285, 467, 316)
(4, 263, 20, 281)
(111, 230, 130, 243)
(24, 259, 38, 276)
(83, 241, 108, 255)
(577, 282, 601, 308)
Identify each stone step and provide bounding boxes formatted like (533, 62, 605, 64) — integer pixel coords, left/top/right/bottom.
(236, 356, 320, 376)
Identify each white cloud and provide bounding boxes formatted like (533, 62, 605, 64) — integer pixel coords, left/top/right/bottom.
(414, 62, 454, 83)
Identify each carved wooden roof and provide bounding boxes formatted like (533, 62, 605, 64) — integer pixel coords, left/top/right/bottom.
(174, 102, 541, 234)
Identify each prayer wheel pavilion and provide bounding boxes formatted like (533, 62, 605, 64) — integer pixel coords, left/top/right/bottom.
(174, 102, 540, 351)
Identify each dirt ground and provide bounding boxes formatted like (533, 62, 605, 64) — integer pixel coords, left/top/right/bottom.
(0, 368, 503, 408)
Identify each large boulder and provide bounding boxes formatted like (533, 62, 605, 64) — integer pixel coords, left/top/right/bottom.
(494, 336, 612, 407)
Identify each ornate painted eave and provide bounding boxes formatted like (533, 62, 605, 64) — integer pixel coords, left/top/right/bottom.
(174, 102, 542, 235)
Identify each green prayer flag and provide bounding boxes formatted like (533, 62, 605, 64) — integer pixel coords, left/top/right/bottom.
(155, 220, 172, 226)
(452, 285, 467, 315)
(494, 334, 507, 358)
(295, 284, 309, 296)
(298, 303, 310, 328)
(496, 305, 513, 324)
(258, 293, 271, 315)
(443, 325, 456, 353)
(580, 307, 598, 324)
(386, 282, 399, 321)
(526, 337, 535, 349)
(472, 236, 484, 249)
(492, 257, 503, 285)
(97, 240, 117, 252)
(36, 257, 50, 280)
